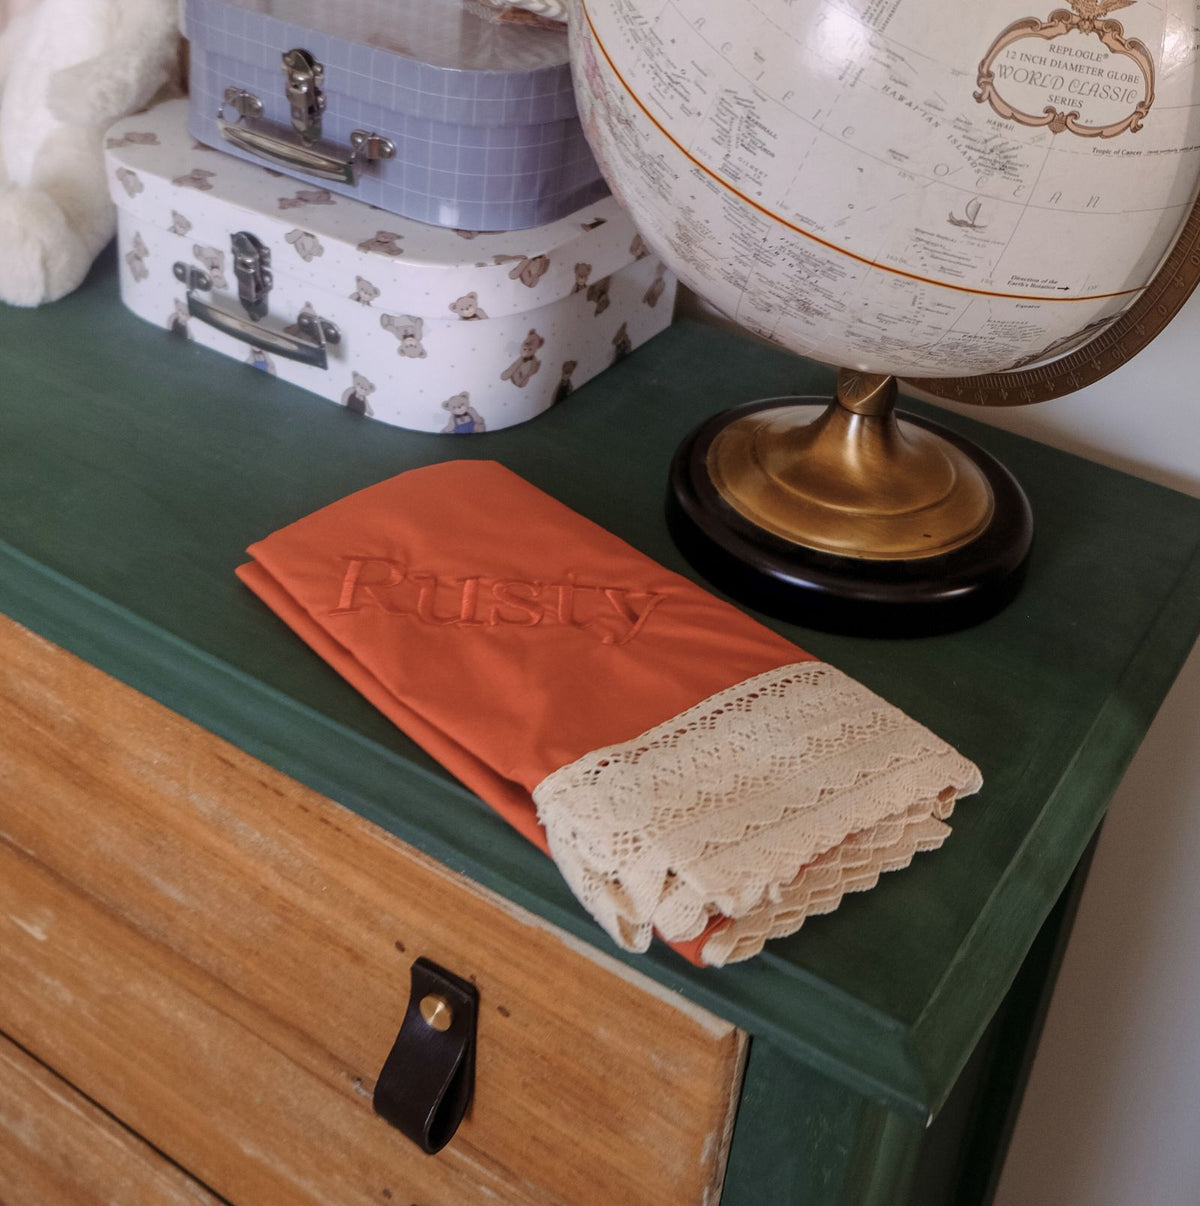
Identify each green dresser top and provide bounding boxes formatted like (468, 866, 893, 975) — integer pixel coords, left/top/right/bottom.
(3, 249, 1198, 1121)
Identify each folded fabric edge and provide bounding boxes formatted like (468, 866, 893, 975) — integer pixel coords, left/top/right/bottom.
(700, 810, 952, 966)
(533, 661, 983, 957)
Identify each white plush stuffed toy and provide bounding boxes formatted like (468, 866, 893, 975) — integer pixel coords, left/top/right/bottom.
(0, 0, 181, 306)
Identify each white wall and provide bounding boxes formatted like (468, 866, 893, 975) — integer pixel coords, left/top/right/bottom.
(680, 286, 1200, 1206)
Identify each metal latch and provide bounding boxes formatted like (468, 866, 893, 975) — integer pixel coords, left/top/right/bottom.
(282, 48, 326, 143)
(174, 232, 340, 370)
(218, 56, 395, 187)
(231, 231, 272, 322)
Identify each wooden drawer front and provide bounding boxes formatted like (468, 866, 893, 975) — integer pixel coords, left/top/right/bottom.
(0, 617, 745, 1206)
(0, 1033, 218, 1206)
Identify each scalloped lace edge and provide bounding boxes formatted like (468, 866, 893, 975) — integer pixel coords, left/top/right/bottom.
(533, 661, 982, 961)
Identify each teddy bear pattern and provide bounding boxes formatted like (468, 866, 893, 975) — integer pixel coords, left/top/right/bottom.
(553, 360, 578, 405)
(192, 244, 227, 290)
(358, 231, 405, 257)
(441, 392, 486, 434)
(279, 253, 657, 426)
(278, 187, 335, 211)
(131, 239, 666, 431)
(500, 329, 544, 388)
(106, 130, 159, 150)
(341, 372, 376, 417)
(380, 312, 428, 358)
(493, 253, 551, 288)
(350, 276, 381, 305)
(297, 266, 656, 419)
(586, 277, 611, 316)
(643, 262, 668, 308)
(172, 168, 215, 191)
(449, 292, 488, 320)
(166, 298, 189, 338)
(285, 229, 325, 262)
(104, 109, 673, 433)
(115, 167, 144, 198)
(245, 347, 276, 374)
(125, 231, 149, 282)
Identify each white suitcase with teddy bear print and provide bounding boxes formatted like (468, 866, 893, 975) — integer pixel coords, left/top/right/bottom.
(105, 99, 675, 434)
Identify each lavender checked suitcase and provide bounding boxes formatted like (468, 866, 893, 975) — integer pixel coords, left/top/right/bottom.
(183, 0, 608, 231)
(106, 100, 675, 435)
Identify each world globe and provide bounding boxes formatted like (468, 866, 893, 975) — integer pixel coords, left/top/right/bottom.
(565, 0, 1200, 632)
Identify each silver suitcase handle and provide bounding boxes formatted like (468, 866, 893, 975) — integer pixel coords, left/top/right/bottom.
(173, 262, 340, 369)
(218, 87, 395, 186)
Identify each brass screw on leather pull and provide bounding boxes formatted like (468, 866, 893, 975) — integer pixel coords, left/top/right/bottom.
(419, 994, 453, 1031)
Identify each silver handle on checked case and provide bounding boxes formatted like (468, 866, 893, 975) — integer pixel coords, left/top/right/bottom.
(218, 86, 395, 186)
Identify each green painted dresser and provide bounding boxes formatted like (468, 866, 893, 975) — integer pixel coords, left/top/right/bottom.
(1, 249, 1198, 1205)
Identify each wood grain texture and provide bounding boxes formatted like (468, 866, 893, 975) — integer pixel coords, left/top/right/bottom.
(0, 1033, 218, 1206)
(0, 615, 745, 1206)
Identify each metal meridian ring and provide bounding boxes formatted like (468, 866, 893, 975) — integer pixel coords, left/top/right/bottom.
(903, 187, 1200, 407)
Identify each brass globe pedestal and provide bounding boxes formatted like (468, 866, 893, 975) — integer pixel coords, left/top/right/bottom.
(667, 371, 1033, 635)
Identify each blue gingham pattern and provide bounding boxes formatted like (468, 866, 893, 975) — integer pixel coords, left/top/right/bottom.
(186, 0, 608, 230)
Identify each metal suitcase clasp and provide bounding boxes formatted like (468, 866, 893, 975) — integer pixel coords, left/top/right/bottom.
(231, 231, 272, 322)
(282, 48, 326, 143)
(173, 232, 340, 370)
(217, 49, 395, 188)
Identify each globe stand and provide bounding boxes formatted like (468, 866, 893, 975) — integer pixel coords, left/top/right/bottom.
(667, 371, 1033, 636)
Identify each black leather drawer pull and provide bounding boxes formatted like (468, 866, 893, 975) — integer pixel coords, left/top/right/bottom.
(372, 957, 478, 1153)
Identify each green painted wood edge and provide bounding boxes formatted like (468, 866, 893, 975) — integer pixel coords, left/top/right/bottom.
(722, 854, 1097, 1206)
(905, 543, 1200, 1116)
(721, 1038, 924, 1206)
(901, 839, 1099, 1206)
(0, 534, 933, 1119)
(950, 836, 1100, 1206)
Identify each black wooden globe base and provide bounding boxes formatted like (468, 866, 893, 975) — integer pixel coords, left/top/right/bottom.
(667, 394, 1034, 637)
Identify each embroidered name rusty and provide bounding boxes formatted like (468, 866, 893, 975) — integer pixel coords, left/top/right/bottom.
(330, 557, 665, 646)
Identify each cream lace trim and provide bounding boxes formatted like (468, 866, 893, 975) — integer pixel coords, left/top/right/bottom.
(532, 662, 982, 965)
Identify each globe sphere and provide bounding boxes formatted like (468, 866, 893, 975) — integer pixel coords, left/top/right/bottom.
(568, 0, 1200, 380)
